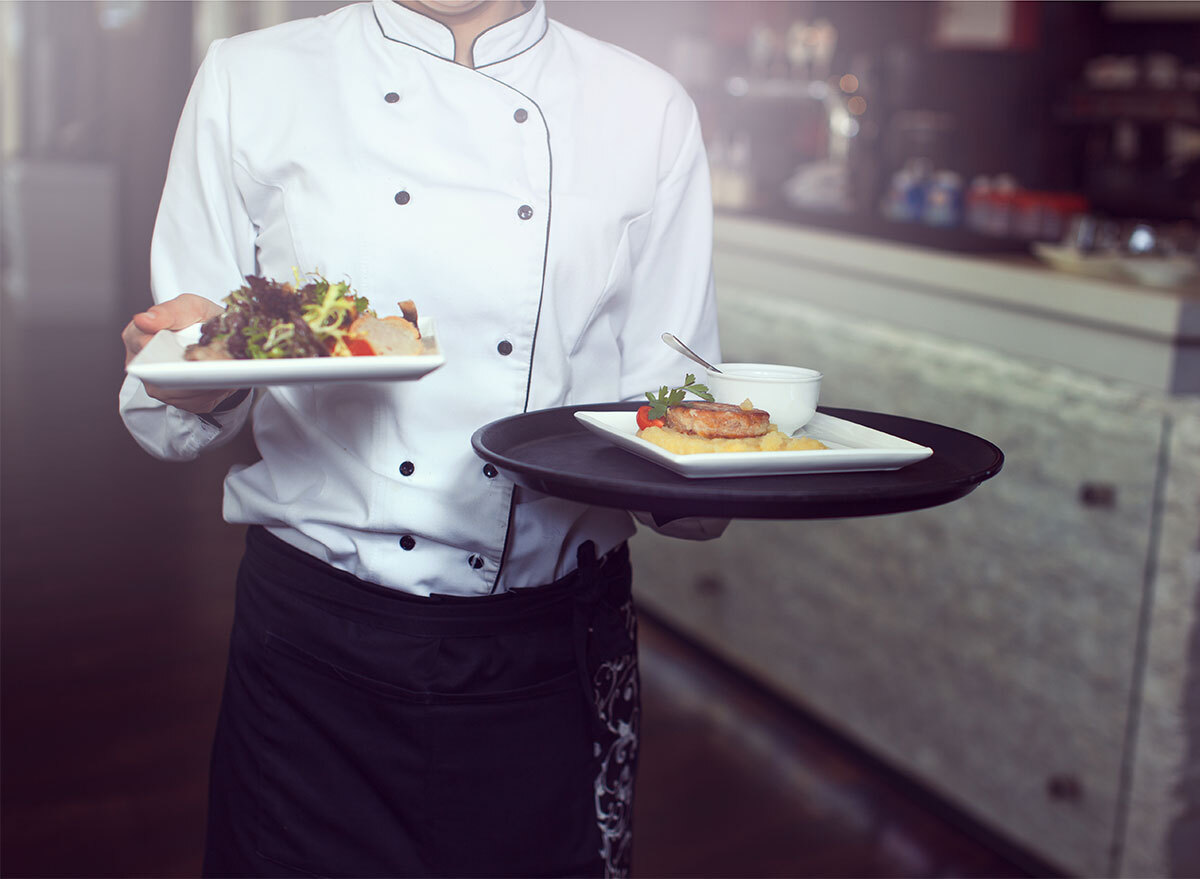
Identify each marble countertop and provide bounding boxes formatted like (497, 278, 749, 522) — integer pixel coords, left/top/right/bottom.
(713, 215, 1200, 395)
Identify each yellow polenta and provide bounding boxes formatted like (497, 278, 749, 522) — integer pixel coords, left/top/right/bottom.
(638, 425, 827, 455)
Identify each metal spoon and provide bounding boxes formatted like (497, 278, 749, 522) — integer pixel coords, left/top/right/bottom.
(661, 332, 722, 374)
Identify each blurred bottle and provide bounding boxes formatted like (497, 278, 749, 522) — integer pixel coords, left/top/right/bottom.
(726, 132, 755, 209)
(982, 174, 1019, 237)
(784, 21, 810, 80)
(747, 22, 780, 79)
(809, 19, 837, 83)
(1067, 213, 1121, 252)
(709, 130, 756, 211)
(922, 170, 964, 227)
(969, 175, 1089, 242)
(881, 157, 932, 223)
(708, 133, 730, 209)
(1012, 190, 1043, 240)
(965, 176, 992, 234)
(1044, 193, 1089, 243)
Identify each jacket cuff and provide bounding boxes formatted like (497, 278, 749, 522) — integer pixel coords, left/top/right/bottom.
(198, 387, 251, 427)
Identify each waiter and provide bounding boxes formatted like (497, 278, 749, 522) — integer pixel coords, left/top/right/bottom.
(119, 1, 723, 876)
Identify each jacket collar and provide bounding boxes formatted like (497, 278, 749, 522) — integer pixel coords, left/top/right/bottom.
(372, 0, 546, 68)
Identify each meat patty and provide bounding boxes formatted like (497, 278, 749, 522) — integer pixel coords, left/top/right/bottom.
(664, 401, 770, 439)
(346, 314, 422, 355)
(184, 337, 232, 361)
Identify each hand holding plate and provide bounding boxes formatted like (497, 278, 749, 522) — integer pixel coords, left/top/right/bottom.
(122, 294, 235, 414)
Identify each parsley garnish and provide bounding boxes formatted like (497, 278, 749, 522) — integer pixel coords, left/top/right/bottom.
(645, 373, 715, 420)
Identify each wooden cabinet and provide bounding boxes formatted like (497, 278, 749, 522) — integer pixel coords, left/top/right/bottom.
(630, 227, 1200, 877)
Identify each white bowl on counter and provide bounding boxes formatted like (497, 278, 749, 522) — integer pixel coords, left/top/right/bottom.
(1033, 243, 1199, 289)
(1032, 242, 1125, 280)
(1116, 256, 1199, 289)
(705, 362, 823, 436)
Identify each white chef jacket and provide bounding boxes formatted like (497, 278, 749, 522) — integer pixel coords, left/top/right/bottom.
(119, 0, 722, 596)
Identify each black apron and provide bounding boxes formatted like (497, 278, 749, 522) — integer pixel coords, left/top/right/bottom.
(203, 526, 638, 878)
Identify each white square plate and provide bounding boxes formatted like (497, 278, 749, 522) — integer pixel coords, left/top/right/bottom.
(126, 317, 444, 388)
(573, 410, 933, 478)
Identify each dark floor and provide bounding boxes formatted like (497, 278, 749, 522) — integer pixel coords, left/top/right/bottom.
(1, 317, 1041, 878)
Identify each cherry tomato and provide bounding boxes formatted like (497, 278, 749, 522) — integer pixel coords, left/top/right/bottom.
(636, 405, 664, 430)
(346, 337, 375, 356)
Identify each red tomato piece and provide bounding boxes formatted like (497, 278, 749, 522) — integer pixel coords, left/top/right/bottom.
(346, 337, 375, 356)
(636, 405, 664, 430)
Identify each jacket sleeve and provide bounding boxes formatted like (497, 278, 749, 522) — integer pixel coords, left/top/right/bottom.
(616, 93, 722, 403)
(614, 92, 715, 401)
(119, 38, 257, 462)
(621, 88, 729, 541)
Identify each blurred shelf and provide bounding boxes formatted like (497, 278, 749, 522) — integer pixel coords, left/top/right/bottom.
(1056, 85, 1200, 123)
(706, 77, 838, 102)
(717, 204, 1034, 255)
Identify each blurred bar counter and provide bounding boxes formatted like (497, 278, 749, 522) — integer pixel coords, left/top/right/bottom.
(712, 214, 1200, 393)
(631, 214, 1200, 877)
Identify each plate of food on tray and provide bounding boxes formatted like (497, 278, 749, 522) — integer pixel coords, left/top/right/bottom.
(126, 272, 444, 388)
(573, 371, 933, 479)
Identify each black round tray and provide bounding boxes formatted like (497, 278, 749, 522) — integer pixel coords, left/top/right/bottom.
(471, 403, 1003, 521)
